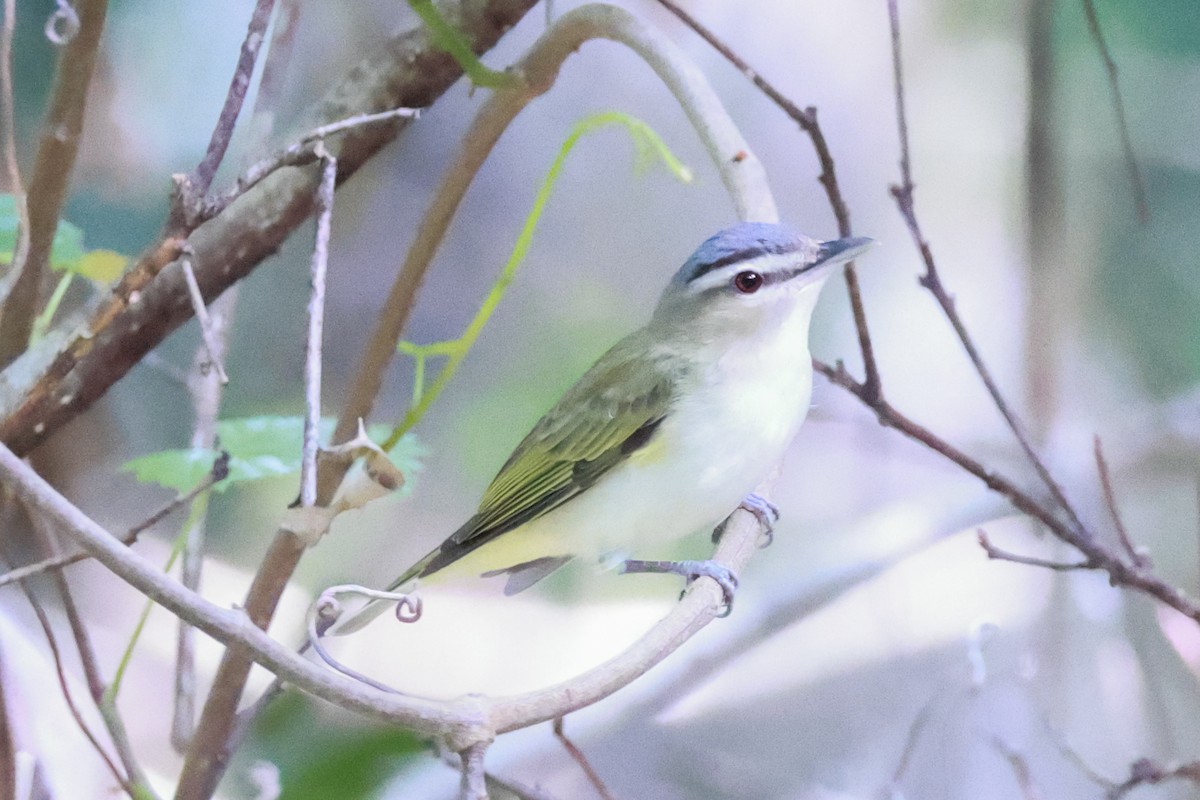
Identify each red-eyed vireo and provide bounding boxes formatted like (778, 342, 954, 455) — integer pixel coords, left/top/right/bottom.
(335, 222, 874, 634)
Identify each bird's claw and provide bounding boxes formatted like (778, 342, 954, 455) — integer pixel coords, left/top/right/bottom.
(740, 492, 780, 548)
(620, 558, 738, 616)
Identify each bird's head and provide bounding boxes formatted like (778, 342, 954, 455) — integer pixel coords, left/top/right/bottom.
(652, 222, 875, 343)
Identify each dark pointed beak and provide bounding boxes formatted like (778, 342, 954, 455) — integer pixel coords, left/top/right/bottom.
(814, 236, 878, 267)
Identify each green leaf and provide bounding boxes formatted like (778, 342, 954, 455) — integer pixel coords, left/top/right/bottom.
(0, 193, 86, 270)
(241, 693, 425, 800)
(122, 416, 423, 494)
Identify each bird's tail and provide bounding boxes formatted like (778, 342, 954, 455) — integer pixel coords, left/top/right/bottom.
(322, 550, 437, 636)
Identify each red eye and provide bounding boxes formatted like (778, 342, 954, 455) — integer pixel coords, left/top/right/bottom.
(733, 270, 763, 294)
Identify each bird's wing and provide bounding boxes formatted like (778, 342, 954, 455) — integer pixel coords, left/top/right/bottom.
(406, 336, 680, 583)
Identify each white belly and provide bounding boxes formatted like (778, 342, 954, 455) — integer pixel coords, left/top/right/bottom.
(435, 343, 815, 581)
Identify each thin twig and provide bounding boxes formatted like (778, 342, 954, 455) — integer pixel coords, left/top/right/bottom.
(1093, 436, 1144, 566)
(1080, 0, 1149, 224)
(882, 694, 939, 795)
(0, 0, 107, 367)
(179, 248, 230, 385)
(0, 457, 227, 589)
(885, 0, 1087, 537)
(203, 107, 420, 221)
(989, 737, 1045, 800)
(189, 0, 276, 198)
(552, 718, 616, 800)
(240, 0, 301, 164)
(977, 530, 1093, 572)
(300, 144, 335, 508)
(173, 291, 237, 752)
(654, 0, 881, 401)
(51, 570, 155, 796)
(0, 549, 129, 793)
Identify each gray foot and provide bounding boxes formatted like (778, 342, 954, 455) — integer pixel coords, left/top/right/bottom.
(619, 558, 739, 616)
(741, 492, 780, 548)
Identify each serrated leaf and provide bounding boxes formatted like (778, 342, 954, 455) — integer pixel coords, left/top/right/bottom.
(122, 416, 423, 494)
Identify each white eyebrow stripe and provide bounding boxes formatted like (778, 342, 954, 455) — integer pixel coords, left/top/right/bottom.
(686, 251, 806, 293)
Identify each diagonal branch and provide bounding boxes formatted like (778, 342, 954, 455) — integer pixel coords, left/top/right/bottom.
(885, 0, 1087, 537)
(0, 0, 543, 458)
(653, 0, 881, 401)
(188, 0, 276, 199)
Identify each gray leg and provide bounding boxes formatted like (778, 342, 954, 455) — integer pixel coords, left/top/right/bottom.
(619, 558, 739, 616)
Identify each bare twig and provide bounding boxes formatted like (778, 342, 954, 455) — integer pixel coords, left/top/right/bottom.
(51, 570, 155, 796)
(653, 0, 880, 401)
(0, 0, 107, 366)
(0, 456, 227, 589)
(1093, 436, 1144, 566)
(179, 249, 230, 385)
(173, 291, 237, 752)
(1080, 0, 1148, 223)
(188, 0, 276, 199)
(203, 107, 420, 222)
(989, 737, 1045, 800)
(0, 550, 128, 793)
(241, 0, 302, 162)
(553, 718, 616, 800)
(300, 144, 335, 508)
(881, 694, 939, 795)
(885, 0, 1086, 537)
(977, 530, 1094, 573)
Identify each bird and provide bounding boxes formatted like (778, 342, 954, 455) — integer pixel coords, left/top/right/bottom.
(331, 222, 874, 635)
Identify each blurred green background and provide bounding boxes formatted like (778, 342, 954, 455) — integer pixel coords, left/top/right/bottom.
(3, 0, 1200, 798)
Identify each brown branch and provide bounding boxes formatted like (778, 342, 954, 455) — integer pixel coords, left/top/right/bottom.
(1093, 436, 1144, 566)
(553, 718, 616, 800)
(187, 0, 276, 199)
(1080, 0, 1149, 224)
(977, 530, 1093, 573)
(815, 358, 1200, 625)
(989, 737, 1046, 800)
(0, 0, 107, 367)
(885, 0, 1086, 537)
(0, 0, 543, 458)
(51, 570, 155, 796)
(0, 551, 129, 794)
(1105, 758, 1200, 799)
(241, 0, 302, 161)
(654, 0, 881, 401)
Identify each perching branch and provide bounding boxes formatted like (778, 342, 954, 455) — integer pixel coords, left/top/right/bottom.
(0, 436, 771, 767)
